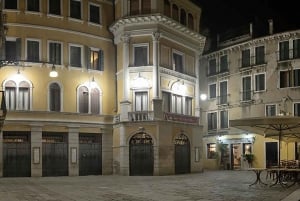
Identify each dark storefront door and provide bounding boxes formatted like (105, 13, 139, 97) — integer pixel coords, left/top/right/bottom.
(266, 142, 278, 168)
(79, 134, 102, 176)
(129, 132, 153, 176)
(42, 133, 68, 176)
(3, 132, 31, 177)
(175, 134, 190, 174)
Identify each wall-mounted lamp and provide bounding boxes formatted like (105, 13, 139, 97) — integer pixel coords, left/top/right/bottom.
(90, 76, 97, 88)
(200, 93, 207, 101)
(49, 64, 58, 78)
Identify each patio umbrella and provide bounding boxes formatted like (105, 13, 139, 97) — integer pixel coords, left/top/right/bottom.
(230, 116, 300, 167)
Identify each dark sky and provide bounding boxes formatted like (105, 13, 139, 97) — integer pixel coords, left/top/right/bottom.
(192, 0, 300, 35)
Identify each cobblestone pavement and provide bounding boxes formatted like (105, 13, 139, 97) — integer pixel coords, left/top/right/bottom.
(0, 170, 299, 201)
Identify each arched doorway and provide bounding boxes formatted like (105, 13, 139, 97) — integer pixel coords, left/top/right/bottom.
(175, 133, 190, 174)
(129, 131, 153, 176)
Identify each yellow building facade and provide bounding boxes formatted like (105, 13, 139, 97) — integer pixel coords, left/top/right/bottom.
(0, 0, 206, 176)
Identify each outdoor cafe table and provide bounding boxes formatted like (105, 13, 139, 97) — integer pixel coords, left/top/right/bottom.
(248, 168, 267, 186)
(267, 168, 300, 188)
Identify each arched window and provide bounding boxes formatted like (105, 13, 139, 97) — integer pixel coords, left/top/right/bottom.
(180, 9, 186, 25)
(49, 83, 61, 112)
(4, 79, 31, 111)
(5, 80, 17, 110)
(164, 0, 170, 17)
(172, 4, 179, 21)
(188, 13, 194, 30)
(78, 85, 101, 114)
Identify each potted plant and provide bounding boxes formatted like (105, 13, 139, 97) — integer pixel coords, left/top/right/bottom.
(243, 153, 254, 168)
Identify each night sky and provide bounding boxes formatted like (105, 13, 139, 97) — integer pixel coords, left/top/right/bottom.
(192, 0, 300, 35)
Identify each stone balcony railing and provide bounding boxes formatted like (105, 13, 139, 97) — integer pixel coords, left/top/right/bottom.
(128, 111, 154, 121)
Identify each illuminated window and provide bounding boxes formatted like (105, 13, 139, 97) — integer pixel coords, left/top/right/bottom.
(207, 143, 217, 159)
(88, 48, 104, 71)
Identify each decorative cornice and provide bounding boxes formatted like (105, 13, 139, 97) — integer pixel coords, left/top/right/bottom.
(109, 14, 205, 48)
(160, 67, 196, 83)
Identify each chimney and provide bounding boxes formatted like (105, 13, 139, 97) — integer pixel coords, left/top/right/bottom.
(268, 19, 273, 35)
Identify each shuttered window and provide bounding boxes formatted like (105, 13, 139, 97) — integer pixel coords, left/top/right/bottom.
(49, 83, 61, 112)
(79, 86, 89, 113)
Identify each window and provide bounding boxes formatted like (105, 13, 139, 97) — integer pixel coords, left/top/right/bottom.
(5, 80, 31, 111)
(49, 0, 61, 15)
(185, 97, 192, 116)
(87, 48, 104, 71)
(294, 103, 300, 116)
(172, 4, 179, 21)
(5, 38, 21, 61)
(220, 110, 228, 129)
(162, 91, 171, 112)
(188, 13, 194, 30)
(164, 0, 171, 17)
(135, 91, 148, 111)
(207, 112, 217, 130)
(130, 0, 151, 15)
(266, 104, 276, 116)
(173, 51, 184, 73)
(293, 39, 300, 59)
(49, 42, 62, 65)
(242, 76, 251, 101)
(172, 94, 183, 114)
(49, 83, 61, 112)
(219, 81, 227, 105)
(69, 45, 82, 67)
(180, 9, 186, 25)
(26, 39, 40, 62)
(220, 55, 228, 73)
(255, 73, 265, 91)
(255, 46, 265, 65)
(241, 49, 250, 67)
(279, 69, 299, 88)
(207, 143, 217, 159)
(134, 45, 148, 66)
(70, 0, 81, 19)
(208, 59, 216, 75)
(78, 85, 101, 114)
(89, 3, 100, 24)
(279, 41, 289, 61)
(27, 0, 39, 12)
(4, 0, 17, 9)
(209, 84, 216, 99)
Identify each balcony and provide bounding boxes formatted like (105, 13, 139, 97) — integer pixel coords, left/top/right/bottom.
(129, 111, 154, 121)
(164, 112, 199, 125)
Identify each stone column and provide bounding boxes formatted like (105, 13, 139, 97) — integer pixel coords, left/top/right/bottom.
(194, 53, 200, 117)
(152, 31, 160, 99)
(119, 125, 129, 175)
(120, 34, 131, 122)
(68, 126, 79, 176)
(31, 125, 42, 177)
(102, 127, 113, 175)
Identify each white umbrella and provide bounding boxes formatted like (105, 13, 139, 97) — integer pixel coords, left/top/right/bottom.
(230, 116, 300, 167)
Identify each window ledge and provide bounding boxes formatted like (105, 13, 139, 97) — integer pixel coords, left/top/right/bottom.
(47, 14, 63, 20)
(88, 22, 103, 29)
(68, 17, 84, 24)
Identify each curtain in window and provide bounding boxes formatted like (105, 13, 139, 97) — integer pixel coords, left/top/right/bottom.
(5, 81, 16, 110)
(18, 81, 30, 110)
(135, 92, 148, 111)
(79, 86, 89, 113)
(49, 83, 61, 112)
(91, 88, 100, 114)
